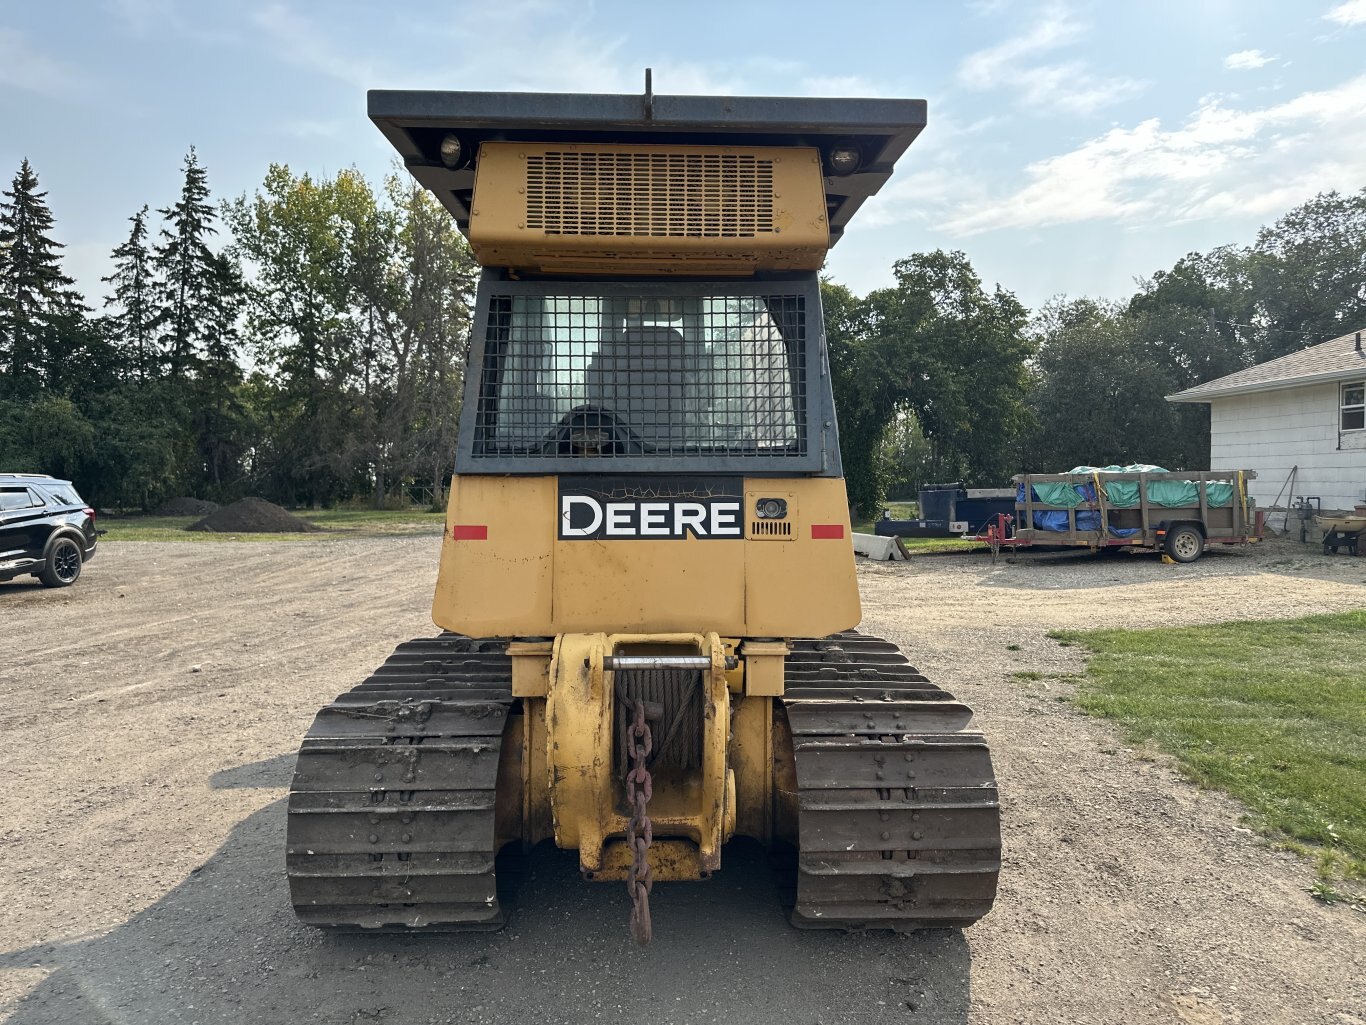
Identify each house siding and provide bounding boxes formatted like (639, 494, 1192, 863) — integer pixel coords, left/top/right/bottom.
(1208, 382, 1366, 510)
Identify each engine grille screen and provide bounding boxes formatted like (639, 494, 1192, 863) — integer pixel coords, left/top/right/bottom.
(524, 152, 776, 238)
(473, 293, 806, 461)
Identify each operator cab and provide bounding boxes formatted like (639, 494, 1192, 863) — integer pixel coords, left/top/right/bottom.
(369, 86, 927, 479)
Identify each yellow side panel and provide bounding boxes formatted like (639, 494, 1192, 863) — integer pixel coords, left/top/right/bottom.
(431, 476, 553, 635)
(744, 477, 860, 636)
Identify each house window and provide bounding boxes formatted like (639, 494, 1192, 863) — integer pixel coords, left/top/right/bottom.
(1343, 382, 1365, 431)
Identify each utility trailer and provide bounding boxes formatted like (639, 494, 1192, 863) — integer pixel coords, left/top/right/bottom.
(980, 469, 1263, 563)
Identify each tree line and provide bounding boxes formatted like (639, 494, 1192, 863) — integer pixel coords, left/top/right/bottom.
(1, 151, 1362, 515)
(0, 152, 476, 509)
(827, 190, 1366, 517)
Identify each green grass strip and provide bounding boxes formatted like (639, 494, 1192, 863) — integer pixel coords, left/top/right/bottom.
(846, 526, 983, 555)
(1053, 611, 1366, 893)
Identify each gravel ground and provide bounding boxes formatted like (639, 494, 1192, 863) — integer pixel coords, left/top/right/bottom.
(1, 536, 1364, 1025)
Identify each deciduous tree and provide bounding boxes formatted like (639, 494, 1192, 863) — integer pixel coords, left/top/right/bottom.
(826, 252, 1032, 518)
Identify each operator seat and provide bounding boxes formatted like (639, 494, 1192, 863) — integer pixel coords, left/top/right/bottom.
(582, 326, 706, 451)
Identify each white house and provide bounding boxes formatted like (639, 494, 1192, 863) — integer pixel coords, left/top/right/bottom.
(1167, 328, 1366, 513)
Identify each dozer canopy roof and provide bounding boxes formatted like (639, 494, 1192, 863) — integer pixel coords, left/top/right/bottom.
(368, 88, 926, 249)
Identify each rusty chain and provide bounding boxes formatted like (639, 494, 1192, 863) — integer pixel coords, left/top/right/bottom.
(624, 696, 654, 944)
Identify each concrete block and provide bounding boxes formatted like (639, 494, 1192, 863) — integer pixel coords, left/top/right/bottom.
(852, 532, 907, 561)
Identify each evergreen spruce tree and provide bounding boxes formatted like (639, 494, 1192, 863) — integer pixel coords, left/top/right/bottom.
(102, 205, 157, 382)
(0, 158, 84, 396)
(152, 147, 219, 377)
(202, 252, 245, 372)
(193, 251, 250, 490)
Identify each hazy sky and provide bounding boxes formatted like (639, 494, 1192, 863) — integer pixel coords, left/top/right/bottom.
(5, 0, 1366, 311)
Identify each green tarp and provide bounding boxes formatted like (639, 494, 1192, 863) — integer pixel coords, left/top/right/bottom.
(1029, 480, 1087, 508)
(1025, 465, 1235, 509)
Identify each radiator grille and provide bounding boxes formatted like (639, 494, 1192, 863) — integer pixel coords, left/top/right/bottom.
(525, 151, 776, 238)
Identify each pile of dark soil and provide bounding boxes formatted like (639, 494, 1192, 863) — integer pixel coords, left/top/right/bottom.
(156, 497, 219, 517)
(187, 497, 321, 533)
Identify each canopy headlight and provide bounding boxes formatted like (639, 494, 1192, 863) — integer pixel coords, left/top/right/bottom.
(439, 134, 464, 169)
(827, 145, 862, 176)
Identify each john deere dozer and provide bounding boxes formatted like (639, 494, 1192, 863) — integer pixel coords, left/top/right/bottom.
(286, 83, 1001, 942)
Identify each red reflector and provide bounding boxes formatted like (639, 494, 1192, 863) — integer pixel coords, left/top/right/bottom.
(451, 525, 488, 540)
(811, 524, 844, 539)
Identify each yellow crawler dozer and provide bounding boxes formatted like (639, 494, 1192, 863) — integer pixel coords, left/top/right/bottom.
(286, 82, 1001, 942)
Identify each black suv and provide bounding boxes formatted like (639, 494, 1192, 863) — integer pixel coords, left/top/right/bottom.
(0, 474, 98, 587)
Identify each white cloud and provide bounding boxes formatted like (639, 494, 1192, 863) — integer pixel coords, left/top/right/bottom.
(966, 0, 1014, 15)
(958, 8, 1082, 88)
(937, 72, 1366, 236)
(1224, 49, 1276, 71)
(0, 28, 85, 96)
(244, 3, 887, 117)
(1324, 0, 1366, 26)
(251, 4, 391, 89)
(862, 166, 984, 229)
(957, 4, 1145, 115)
(858, 106, 1002, 229)
(247, 2, 749, 96)
(108, 0, 241, 45)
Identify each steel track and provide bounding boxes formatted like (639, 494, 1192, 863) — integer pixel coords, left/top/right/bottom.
(781, 632, 1002, 930)
(286, 635, 514, 931)
(286, 631, 1000, 932)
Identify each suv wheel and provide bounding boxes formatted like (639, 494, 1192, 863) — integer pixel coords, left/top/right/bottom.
(40, 537, 83, 587)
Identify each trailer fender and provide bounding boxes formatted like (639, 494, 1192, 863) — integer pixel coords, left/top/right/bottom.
(1153, 518, 1207, 541)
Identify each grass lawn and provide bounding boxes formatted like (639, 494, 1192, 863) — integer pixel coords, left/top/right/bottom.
(846, 527, 984, 555)
(101, 507, 446, 542)
(851, 501, 914, 535)
(892, 536, 983, 555)
(852, 502, 985, 554)
(1053, 611, 1366, 903)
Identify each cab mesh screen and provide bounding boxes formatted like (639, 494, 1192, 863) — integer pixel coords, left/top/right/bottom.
(473, 294, 806, 460)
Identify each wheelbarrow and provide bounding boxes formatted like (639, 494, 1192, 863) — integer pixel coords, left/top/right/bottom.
(1315, 514, 1366, 556)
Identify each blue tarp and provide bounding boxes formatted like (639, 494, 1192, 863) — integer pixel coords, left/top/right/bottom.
(1028, 508, 1097, 532)
(1023, 492, 1139, 537)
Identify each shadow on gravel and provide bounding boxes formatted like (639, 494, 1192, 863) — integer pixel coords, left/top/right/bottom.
(1, 758, 975, 1025)
(209, 753, 296, 789)
(963, 546, 1268, 592)
(0, 577, 49, 597)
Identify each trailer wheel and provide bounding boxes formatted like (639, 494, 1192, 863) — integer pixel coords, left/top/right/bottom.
(1165, 525, 1204, 563)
